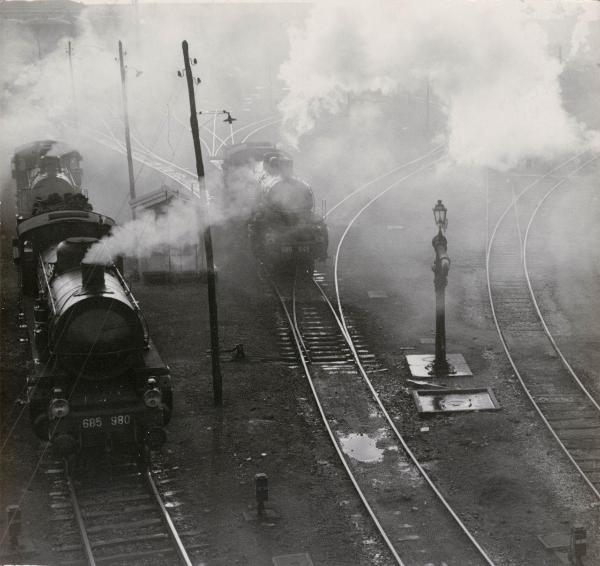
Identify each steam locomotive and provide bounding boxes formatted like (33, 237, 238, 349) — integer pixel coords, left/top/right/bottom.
(222, 142, 328, 274)
(12, 140, 84, 218)
(12, 141, 172, 455)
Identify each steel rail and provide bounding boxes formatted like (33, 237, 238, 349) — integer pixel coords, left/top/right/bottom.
(291, 274, 310, 360)
(64, 461, 193, 566)
(97, 134, 199, 196)
(81, 124, 202, 200)
(98, 109, 202, 182)
(144, 467, 194, 566)
(240, 118, 282, 143)
(214, 116, 276, 154)
(311, 278, 496, 565)
(324, 146, 500, 563)
(169, 109, 216, 157)
(523, 174, 600, 414)
(65, 462, 97, 566)
(326, 144, 446, 219)
(334, 153, 447, 343)
(485, 152, 600, 500)
(271, 278, 406, 566)
(130, 130, 197, 179)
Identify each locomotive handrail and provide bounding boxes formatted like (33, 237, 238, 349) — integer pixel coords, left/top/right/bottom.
(38, 253, 56, 314)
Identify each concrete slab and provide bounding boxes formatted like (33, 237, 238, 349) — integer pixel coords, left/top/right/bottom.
(537, 532, 570, 550)
(273, 553, 314, 566)
(243, 506, 281, 523)
(412, 388, 501, 414)
(406, 353, 472, 377)
(367, 290, 388, 299)
(537, 533, 572, 566)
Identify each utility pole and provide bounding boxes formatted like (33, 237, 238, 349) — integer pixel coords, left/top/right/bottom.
(181, 40, 223, 406)
(131, 0, 140, 51)
(67, 40, 78, 125)
(118, 40, 137, 217)
(425, 78, 430, 132)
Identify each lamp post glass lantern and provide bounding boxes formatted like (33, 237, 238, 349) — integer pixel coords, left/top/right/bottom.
(433, 199, 448, 232)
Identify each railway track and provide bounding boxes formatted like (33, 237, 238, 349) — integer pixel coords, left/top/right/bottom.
(90, 120, 202, 198)
(49, 454, 203, 565)
(272, 271, 494, 566)
(486, 152, 600, 499)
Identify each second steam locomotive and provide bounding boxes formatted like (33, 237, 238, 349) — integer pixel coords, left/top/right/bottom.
(12, 140, 172, 455)
(222, 142, 328, 274)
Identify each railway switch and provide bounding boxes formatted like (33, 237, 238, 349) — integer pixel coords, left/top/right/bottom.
(6, 505, 21, 550)
(255, 473, 268, 516)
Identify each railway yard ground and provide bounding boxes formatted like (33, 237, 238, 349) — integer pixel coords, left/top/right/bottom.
(2, 3, 600, 565)
(3, 151, 600, 565)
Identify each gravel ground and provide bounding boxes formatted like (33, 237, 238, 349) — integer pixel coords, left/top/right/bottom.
(324, 160, 600, 565)
(133, 234, 396, 566)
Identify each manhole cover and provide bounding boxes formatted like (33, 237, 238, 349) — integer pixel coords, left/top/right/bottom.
(413, 388, 500, 414)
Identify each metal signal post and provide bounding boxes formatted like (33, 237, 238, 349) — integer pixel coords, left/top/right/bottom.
(118, 40, 137, 216)
(181, 40, 223, 406)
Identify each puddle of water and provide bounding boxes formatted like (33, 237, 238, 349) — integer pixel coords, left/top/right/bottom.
(338, 430, 397, 463)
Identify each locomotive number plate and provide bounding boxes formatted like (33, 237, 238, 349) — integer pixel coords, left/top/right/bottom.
(81, 415, 132, 429)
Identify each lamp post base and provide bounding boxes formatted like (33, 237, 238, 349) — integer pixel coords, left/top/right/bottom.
(426, 359, 456, 377)
(406, 354, 473, 378)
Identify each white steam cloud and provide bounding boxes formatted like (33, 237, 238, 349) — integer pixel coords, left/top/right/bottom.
(85, 197, 203, 264)
(278, 0, 599, 170)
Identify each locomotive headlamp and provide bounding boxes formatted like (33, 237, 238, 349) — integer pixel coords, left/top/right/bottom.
(433, 199, 448, 231)
(143, 378, 162, 408)
(49, 388, 69, 419)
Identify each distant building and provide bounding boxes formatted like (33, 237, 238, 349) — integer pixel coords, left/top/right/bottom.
(0, 0, 84, 59)
(0, 0, 83, 22)
(131, 186, 204, 283)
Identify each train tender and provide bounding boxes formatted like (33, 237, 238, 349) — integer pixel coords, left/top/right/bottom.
(12, 142, 172, 456)
(223, 142, 328, 274)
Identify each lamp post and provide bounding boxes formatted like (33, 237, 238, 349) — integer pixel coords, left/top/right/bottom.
(428, 199, 455, 376)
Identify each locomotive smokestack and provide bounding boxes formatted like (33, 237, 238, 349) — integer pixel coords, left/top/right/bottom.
(81, 262, 106, 291)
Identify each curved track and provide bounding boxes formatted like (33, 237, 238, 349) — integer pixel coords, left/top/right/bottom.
(486, 152, 600, 499)
(272, 272, 494, 565)
(57, 457, 199, 565)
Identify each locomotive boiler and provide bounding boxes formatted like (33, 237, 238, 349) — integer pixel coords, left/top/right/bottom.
(13, 142, 172, 455)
